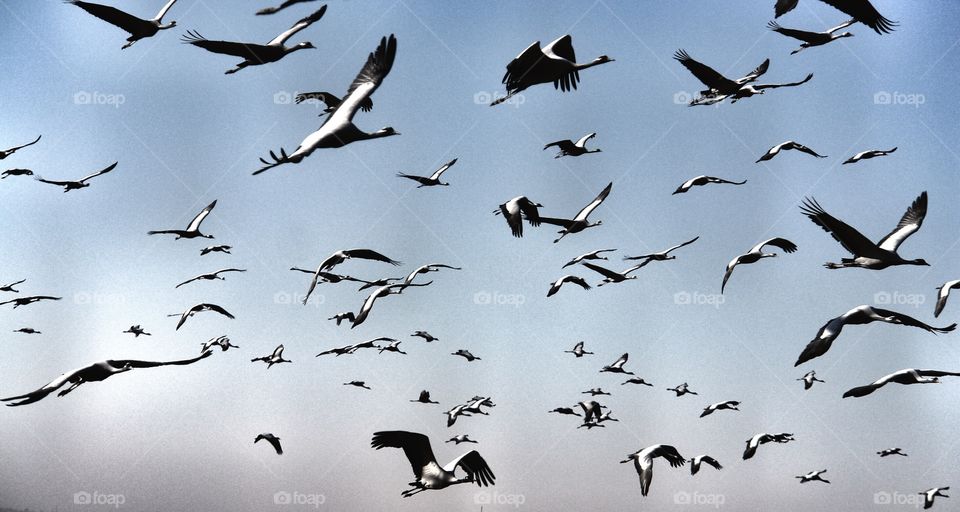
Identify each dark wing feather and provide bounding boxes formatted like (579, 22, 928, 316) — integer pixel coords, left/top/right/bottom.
(673, 50, 739, 92)
(69, 1, 148, 35)
(371, 431, 437, 479)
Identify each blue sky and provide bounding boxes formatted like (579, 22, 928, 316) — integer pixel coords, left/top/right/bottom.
(2, 0, 960, 510)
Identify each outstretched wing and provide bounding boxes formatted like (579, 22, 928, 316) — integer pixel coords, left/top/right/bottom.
(344, 249, 401, 266)
(799, 197, 881, 257)
(69, 1, 147, 35)
(818, 0, 897, 34)
(767, 21, 820, 42)
(1, 367, 84, 406)
(371, 431, 438, 480)
(737, 58, 770, 84)
(871, 308, 956, 334)
(582, 262, 623, 280)
(573, 182, 612, 221)
(328, 34, 397, 126)
(443, 450, 496, 487)
(78, 161, 118, 183)
(755, 73, 813, 90)
(877, 192, 927, 252)
(267, 5, 327, 46)
(752, 237, 798, 254)
(673, 50, 739, 92)
(111, 350, 213, 369)
(187, 200, 218, 232)
(181, 31, 264, 59)
(574, 132, 596, 148)
(429, 158, 458, 180)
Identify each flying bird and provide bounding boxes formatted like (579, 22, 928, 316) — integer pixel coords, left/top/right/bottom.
(674, 50, 812, 105)
(174, 303, 235, 330)
(620, 444, 686, 496)
(722, 237, 798, 293)
(492, 35, 613, 106)
(673, 176, 746, 195)
(623, 377, 653, 386)
(935, 280, 960, 317)
(412, 331, 439, 342)
(843, 147, 897, 164)
(175, 268, 246, 289)
(328, 312, 355, 326)
(539, 182, 612, 243)
(0, 296, 61, 309)
(799, 191, 929, 269)
(794, 305, 956, 366)
(350, 282, 431, 329)
(563, 249, 616, 268)
(122, 325, 151, 337)
(251, 344, 292, 368)
(254, 35, 399, 174)
(623, 237, 699, 265)
(344, 380, 371, 390)
(920, 487, 949, 509)
(495, 196, 543, 238)
(200, 335, 238, 352)
(13, 328, 41, 334)
(34, 162, 118, 192)
(303, 249, 401, 304)
(182, 6, 326, 74)
(600, 353, 634, 375)
(700, 400, 740, 417)
(798, 370, 825, 389)
(371, 430, 495, 497)
(543, 133, 601, 158)
(0, 136, 41, 160)
(200, 245, 232, 256)
(564, 341, 594, 357)
(842, 369, 960, 398)
(667, 383, 698, 397)
(0, 279, 25, 293)
(379, 340, 407, 355)
(295, 91, 372, 114)
(773, 0, 897, 35)
(796, 470, 830, 484)
(67, 0, 177, 49)
(2, 350, 212, 406)
(256, 0, 316, 15)
(689, 455, 722, 475)
(768, 19, 855, 54)
(397, 159, 458, 187)
(410, 390, 439, 404)
(446, 435, 478, 445)
(582, 388, 611, 396)
(756, 141, 827, 162)
(549, 407, 581, 417)
(877, 448, 907, 457)
(547, 275, 591, 297)
(451, 349, 481, 362)
(581, 262, 644, 286)
(148, 200, 217, 240)
(743, 433, 794, 460)
(254, 433, 283, 454)
(402, 264, 461, 286)
(1, 168, 34, 179)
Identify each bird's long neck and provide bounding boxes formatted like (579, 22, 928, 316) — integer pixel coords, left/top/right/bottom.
(575, 57, 610, 71)
(157, 22, 176, 30)
(359, 128, 397, 140)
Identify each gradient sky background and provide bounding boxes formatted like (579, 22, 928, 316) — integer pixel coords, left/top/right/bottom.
(2, 1, 960, 510)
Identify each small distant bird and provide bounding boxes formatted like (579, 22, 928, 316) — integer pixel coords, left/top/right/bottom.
(543, 133, 601, 158)
(13, 328, 41, 334)
(667, 383, 698, 397)
(539, 182, 613, 243)
(200, 245, 232, 256)
(935, 280, 960, 318)
(563, 249, 616, 268)
(673, 175, 746, 195)
(674, 50, 812, 105)
(412, 331, 439, 342)
(122, 325, 151, 337)
(623, 237, 699, 265)
(1, 169, 34, 179)
(68, 0, 178, 49)
(200, 335, 238, 352)
(564, 341, 594, 357)
(328, 312, 356, 326)
(549, 407, 581, 417)
(796, 470, 830, 484)
(842, 369, 960, 398)
(623, 377, 653, 386)
(495, 196, 543, 238)
(397, 158, 458, 187)
(582, 388, 611, 396)
(800, 192, 929, 269)
(798, 370, 825, 389)
(371, 430, 495, 497)
(0, 135, 41, 160)
(402, 264, 461, 286)
(601, 353, 634, 375)
(773, 0, 897, 35)
(445, 404, 471, 428)
(251, 344, 291, 369)
(743, 432, 794, 460)
(700, 400, 739, 417)
(877, 448, 907, 457)
(452, 349, 481, 362)
(768, 19, 855, 54)
(148, 200, 217, 240)
(1, 351, 212, 406)
(795, 305, 956, 366)
(256, 0, 315, 15)
(379, 340, 407, 355)
(304, 249, 402, 304)
(620, 444, 686, 496)
(410, 390, 439, 404)
(492, 35, 613, 106)
(181, 6, 326, 74)
(689, 455, 722, 475)
(254, 433, 283, 455)
(0, 296, 61, 309)
(0, 279, 26, 293)
(547, 275, 591, 297)
(581, 262, 644, 286)
(350, 282, 431, 329)
(756, 141, 827, 162)
(295, 91, 372, 114)
(920, 487, 949, 509)
(843, 147, 897, 164)
(174, 303, 234, 330)
(446, 435, 478, 445)
(175, 268, 246, 288)
(35, 162, 117, 192)
(722, 237, 798, 293)
(577, 400, 606, 423)
(317, 337, 392, 357)
(344, 380, 371, 390)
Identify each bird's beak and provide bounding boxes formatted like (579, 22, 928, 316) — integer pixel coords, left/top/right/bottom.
(619, 459, 630, 464)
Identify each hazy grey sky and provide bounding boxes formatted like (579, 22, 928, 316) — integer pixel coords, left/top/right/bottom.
(2, 1, 959, 511)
